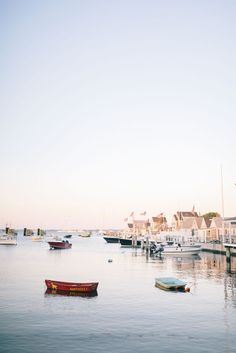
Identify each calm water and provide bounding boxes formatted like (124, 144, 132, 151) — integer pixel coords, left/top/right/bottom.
(0, 232, 236, 353)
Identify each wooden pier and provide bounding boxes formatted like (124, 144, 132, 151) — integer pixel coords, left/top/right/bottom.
(224, 243, 236, 272)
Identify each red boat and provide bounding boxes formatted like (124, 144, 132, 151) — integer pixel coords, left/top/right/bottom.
(45, 279, 99, 293)
(48, 240, 72, 249)
(45, 288, 98, 297)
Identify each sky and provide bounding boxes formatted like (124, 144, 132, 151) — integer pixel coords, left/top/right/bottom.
(1, 0, 236, 229)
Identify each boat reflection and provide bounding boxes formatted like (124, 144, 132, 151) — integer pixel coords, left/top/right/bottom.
(45, 288, 98, 298)
(171, 254, 202, 261)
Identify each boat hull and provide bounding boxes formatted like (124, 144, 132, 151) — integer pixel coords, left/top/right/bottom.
(120, 238, 141, 247)
(45, 288, 98, 297)
(45, 280, 98, 293)
(162, 245, 201, 255)
(0, 239, 17, 245)
(103, 236, 120, 243)
(32, 236, 44, 242)
(48, 241, 72, 249)
(155, 277, 187, 291)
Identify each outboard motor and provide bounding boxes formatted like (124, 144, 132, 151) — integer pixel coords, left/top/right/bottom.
(150, 242, 157, 255)
(150, 243, 164, 255)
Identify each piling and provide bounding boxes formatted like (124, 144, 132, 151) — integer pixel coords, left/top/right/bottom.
(141, 238, 145, 250)
(226, 247, 232, 272)
(145, 236, 149, 254)
(132, 235, 137, 247)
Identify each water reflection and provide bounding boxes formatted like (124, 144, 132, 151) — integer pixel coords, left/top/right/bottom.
(45, 288, 98, 298)
(149, 249, 236, 307)
(224, 273, 236, 308)
(169, 254, 201, 261)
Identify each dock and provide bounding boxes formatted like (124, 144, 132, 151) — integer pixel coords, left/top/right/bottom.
(224, 243, 236, 271)
(201, 243, 236, 256)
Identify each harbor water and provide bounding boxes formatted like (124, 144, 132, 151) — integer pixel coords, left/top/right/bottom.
(0, 232, 236, 353)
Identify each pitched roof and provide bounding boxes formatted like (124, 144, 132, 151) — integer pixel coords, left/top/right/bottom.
(181, 218, 195, 229)
(194, 216, 204, 228)
(133, 220, 149, 225)
(152, 217, 167, 223)
(176, 211, 199, 220)
(203, 218, 211, 228)
(210, 217, 222, 228)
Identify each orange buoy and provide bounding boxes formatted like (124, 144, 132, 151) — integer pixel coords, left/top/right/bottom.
(185, 287, 190, 292)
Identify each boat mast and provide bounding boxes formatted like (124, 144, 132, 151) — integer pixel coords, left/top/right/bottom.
(221, 165, 225, 243)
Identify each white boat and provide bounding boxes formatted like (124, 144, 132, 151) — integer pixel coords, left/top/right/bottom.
(151, 241, 201, 255)
(78, 230, 91, 238)
(0, 234, 17, 245)
(162, 243, 201, 255)
(0, 227, 17, 245)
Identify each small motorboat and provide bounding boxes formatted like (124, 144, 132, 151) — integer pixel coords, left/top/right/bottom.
(45, 280, 99, 293)
(48, 240, 72, 249)
(64, 234, 72, 238)
(0, 228, 17, 245)
(0, 235, 17, 245)
(78, 230, 91, 237)
(155, 277, 189, 291)
(150, 242, 201, 255)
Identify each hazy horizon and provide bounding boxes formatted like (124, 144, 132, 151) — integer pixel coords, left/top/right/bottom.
(1, 0, 236, 229)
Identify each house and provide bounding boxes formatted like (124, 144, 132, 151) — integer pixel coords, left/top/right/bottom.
(151, 214, 168, 234)
(172, 209, 199, 230)
(124, 212, 168, 236)
(209, 217, 236, 242)
(125, 217, 150, 236)
(209, 217, 222, 240)
(198, 217, 212, 242)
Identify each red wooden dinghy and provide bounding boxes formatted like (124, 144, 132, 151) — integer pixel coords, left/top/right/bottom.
(45, 279, 99, 293)
(48, 240, 72, 249)
(45, 288, 98, 297)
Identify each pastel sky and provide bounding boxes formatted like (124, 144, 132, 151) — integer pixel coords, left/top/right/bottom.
(1, 0, 236, 229)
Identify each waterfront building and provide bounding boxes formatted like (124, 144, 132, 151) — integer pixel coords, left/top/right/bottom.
(198, 217, 211, 242)
(172, 208, 199, 230)
(125, 218, 150, 236)
(150, 214, 168, 234)
(209, 217, 236, 242)
(170, 213, 236, 243)
(124, 212, 167, 236)
(123, 210, 236, 244)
